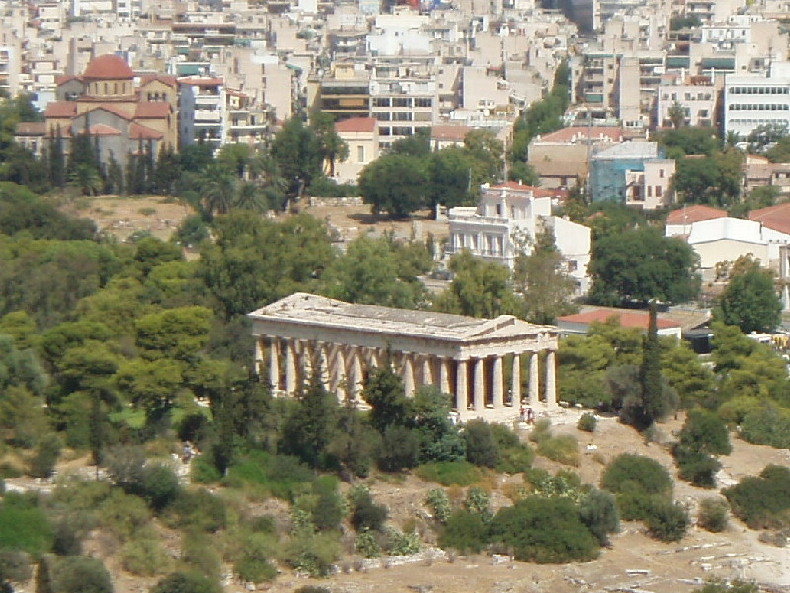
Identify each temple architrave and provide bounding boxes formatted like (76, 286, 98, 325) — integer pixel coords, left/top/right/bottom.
(248, 293, 560, 420)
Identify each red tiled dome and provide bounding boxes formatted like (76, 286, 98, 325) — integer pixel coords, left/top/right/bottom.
(83, 54, 134, 80)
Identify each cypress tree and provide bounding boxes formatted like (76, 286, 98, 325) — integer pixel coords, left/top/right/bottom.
(49, 126, 65, 188)
(639, 302, 663, 428)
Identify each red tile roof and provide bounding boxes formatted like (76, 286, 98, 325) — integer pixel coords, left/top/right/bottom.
(138, 74, 178, 88)
(431, 125, 470, 141)
(177, 76, 223, 87)
(134, 102, 171, 118)
(666, 204, 727, 225)
(749, 202, 790, 235)
(558, 309, 680, 330)
(129, 122, 164, 140)
(55, 75, 82, 86)
(83, 54, 134, 80)
(85, 104, 133, 121)
(44, 102, 77, 118)
(335, 117, 377, 133)
(15, 121, 46, 136)
(533, 126, 624, 144)
(87, 124, 122, 136)
(488, 181, 568, 199)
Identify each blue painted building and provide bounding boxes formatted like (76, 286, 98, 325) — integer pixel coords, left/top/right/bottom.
(589, 141, 674, 208)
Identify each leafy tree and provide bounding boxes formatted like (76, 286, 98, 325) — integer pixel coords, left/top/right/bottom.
(427, 146, 478, 211)
(715, 255, 781, 333)
(411, 386, 465, 464)
(358, 153, 429, 218)
(348, 485, 387, 532)
(655, 127, 720, 157)
(513, 227, 578, 323)
(490, 496, 599, 563)
(668, 101, 687, 129)
(723, 464, 790, 529)
(697, 498, 729, 532)
(388, 132, 430, 158)
(463, 419, 499, 468)
(150, 571, 220, 593)
(464, 129, 504, 184)
(320, 235, 428, 309)
(578, 488, 620, 546)
(281, 372, 338, 469)
(199, 163, 236, 220)
(55, 556, 113, 593)
(645, 500, 688, 542)
(0, 182, 95, 239)
(678, 409, 731, 455)
(270, 117, 323, 197)
(327, 399, 381, 479)
(362, 362, 411, 433)
(589, 226, 700, 305)
(660, 340, 715, 407)
(433, 250, 523, 318)
(438, 509, 489, 553)
(310, 112, 348, 177)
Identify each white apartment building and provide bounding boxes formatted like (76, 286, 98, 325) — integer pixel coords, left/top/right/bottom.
(724, 62, 790, 141)
(369, 75, 436, 150)
(178, 76, 226, 150)
(447, 183, 592, 295)
(656, 75, 717, 128)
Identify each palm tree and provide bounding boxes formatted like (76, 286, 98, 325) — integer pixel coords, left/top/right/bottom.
(68, 163, 102, 196)
(200, 164, 236, 220)
(233, 181, 268, 213)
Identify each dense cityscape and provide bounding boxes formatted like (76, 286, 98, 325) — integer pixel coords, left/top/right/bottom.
(1, 0, 790, 592)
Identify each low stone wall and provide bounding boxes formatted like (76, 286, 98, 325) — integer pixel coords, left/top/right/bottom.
(307, 196, 364, 207)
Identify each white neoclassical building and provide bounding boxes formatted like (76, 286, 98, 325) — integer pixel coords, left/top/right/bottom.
(248, 293, 561, 421)
(446, 182, 592, 295)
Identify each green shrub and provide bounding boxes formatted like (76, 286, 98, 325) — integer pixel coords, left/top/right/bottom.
(536, 434, 580, 466)
(424, 488, 451, 524)
(141, 463, 180, 511)
(579, 488, 620, 546)
(577, 413, 597, 432)
(439, 509, 489, 554)
(463, 420, 499, 468)
(0, 499, 53, 554)
(601, 454, 673, 496)
(234, 533, 278, 584)
(645, 500, 689, 542)
(678, 409, 732, 455)
(698, 498, 729, 533)
(121, 538, 171, 576)
(354, 528, 381, 558)
(415, 461, 482, 486)
(28, 433, 61, 479)
(310, 476, 345, 532)
(377, 425, 420, 472)
(181, 531, 222, 581)
(151, 571, 221, 593)
(0, 550, 32, 583)
(673, 444, 721, 488)
(348, 485, 387, 532)
(528, 418, 552, 443)
(54, 556, 113, 593)
(224, 452, 313, 500)
(98, 489, 151, 540)
(382, 526, 420, 556)
(739, 405, 790, 449)
(464, 486, 492, 521)
(723, 464, 790, 529)
(166, 488, 227, 532)
(280, 530, 341, 577)
(191, 456, 221, 484)
(495, 445, 534, 474)
(490, 496, 599, 563)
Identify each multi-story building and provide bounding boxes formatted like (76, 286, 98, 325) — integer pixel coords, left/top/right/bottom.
(724, 62, 790, 141)
(178, 76, 226, 150)
(447, 182, 592, 294)
(656, 74, 718, 128)
(589, 141, 675, 208)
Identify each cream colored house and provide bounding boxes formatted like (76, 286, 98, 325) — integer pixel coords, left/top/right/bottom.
(333, 117, 379, 185)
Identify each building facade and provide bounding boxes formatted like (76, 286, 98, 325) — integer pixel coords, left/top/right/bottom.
(249, 293, 561, 421)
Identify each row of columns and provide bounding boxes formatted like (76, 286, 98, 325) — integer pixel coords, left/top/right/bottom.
(255, 336, 558, 413)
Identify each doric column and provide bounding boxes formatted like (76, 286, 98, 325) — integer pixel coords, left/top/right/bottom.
(285, 339, 297, 395)
(528, 351, 539, 407)
(332, 345, 346, 399)
(492, 355, 504, 408)
(456, 359, 468, 414)
(473, 357, 485, 411)
(318, 342, 331, 391)
(421, 356, 434, 387)
(254, 337, 264, 377)
(268, 337, 279, 392)
(511, 353, 521, 406)
(545, 349, 557, 408)
(402, 354, 415, 397)
(297, 340, 311, 387)
(349, 347, 363, 400)
(439, 357, 450, 395)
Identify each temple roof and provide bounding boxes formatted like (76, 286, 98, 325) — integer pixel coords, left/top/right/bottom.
(84, 54, 134, 80)
(249, 293, 555, 342)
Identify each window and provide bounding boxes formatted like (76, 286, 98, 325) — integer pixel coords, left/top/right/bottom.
(656, 186, 663, 197)
(393, 98, 411, 108)
(647, 185, 653, 197)
(659, 169, 665, 178)
(357, 145, 364, 163)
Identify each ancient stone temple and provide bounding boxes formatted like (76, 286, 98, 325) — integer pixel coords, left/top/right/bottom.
(248, 293, 560, 420)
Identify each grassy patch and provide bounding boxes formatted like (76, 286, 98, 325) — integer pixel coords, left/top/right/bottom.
(415, 461, 483, 486)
